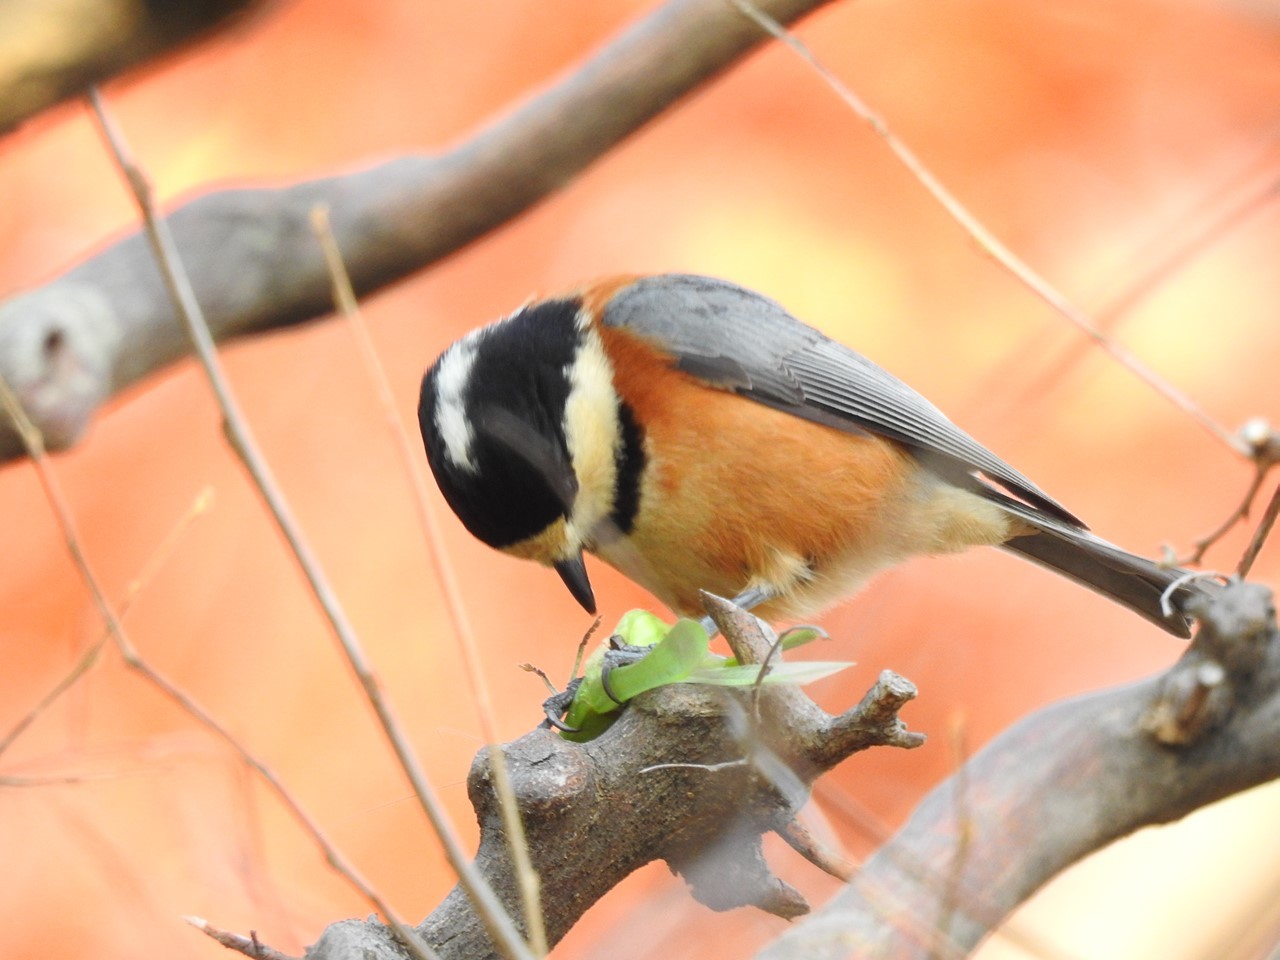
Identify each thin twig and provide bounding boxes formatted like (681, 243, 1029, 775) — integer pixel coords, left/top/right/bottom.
(0, 636, 104, 759)
(1098, 177, 1280, 331)
(1237, 482, 1280, 578)
(87, 88, 529, 960)
(186, 916, 300, 960)
(750, 623, 788, 720)
(1179, 460, 1273, 565)
(731, 0, 1243, 457)
(994, 165, 1280, 419)
(518, 664, 561, 697)
(570, 616, 604, 683)
(0, 486, 212, 757)
(0, 771, 144, 787)
(1175, 418, 1280, 566)
(310, 204, 547, 955)
(0, 372, 436, 960)
(933, 715, 974, 960)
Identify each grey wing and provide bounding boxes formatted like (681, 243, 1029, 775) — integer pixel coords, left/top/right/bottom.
(601, 274, 1083, 528)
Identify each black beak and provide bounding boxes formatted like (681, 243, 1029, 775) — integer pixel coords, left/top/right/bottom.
(554, 552, 596, 614)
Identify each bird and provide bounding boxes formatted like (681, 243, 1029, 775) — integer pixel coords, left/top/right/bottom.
(418, 273, 1197, 637)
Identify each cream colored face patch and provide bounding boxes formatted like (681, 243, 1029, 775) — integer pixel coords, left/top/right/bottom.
(561, 316, 623, 546)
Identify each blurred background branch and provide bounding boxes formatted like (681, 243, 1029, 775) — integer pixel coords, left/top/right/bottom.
(762, 581, 1280, 959)
(0, 0, 834, 461)
(0, 0, 270, 134)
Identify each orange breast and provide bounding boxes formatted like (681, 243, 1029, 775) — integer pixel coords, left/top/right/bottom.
(594, 324, 947, 621)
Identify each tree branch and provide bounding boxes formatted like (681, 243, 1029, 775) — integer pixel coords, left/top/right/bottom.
(283, 584, 1279, 960)
(294, 600, 923, 960)
(0, 0, 269, 134)
(758, 580, 1280, 959)
(0, 0, 835, 461)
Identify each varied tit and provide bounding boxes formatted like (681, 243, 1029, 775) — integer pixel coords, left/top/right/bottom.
(418, 273, 1197, 637)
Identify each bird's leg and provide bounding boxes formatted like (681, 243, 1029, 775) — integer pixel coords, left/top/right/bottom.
(541, 678, 583, 732)
(598, 632, 657, 705)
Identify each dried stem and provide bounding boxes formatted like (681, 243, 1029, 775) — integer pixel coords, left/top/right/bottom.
(309, 205, 546, 955)
(1182, 461, 1273, 565)
(1238, 482, 1280, 578)
(0, 372, 433, 959)
(87, 87, 517, 960)
(186, 916, 300, 960)
(0, 486, 211, 756)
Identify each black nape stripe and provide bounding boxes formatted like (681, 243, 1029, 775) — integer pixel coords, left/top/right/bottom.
(609, 400, 646, 534)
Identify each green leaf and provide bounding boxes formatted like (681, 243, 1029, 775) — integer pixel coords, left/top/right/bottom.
(555, 611, 847, 742)
(721, 624, 828, 666)
(685, 661, 853, 686)
(559, 614, 710, 740)
(602, 618, 710, 702)
(611, 609, 670, 649)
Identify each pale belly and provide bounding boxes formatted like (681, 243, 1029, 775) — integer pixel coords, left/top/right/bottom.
(591, 460, 1019, 622)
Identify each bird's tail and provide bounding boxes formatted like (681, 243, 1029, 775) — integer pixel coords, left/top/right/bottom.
(1002, 530, 1191, 636)
(995, 501, 1203, 638)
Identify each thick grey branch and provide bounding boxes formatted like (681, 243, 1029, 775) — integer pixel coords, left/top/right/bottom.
(0, 0, 834, 461)
(758, 580, 1280, 960)
(302, 607, 922, 960)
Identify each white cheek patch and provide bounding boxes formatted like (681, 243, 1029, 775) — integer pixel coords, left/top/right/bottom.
(562, 319, 621, 539)
(433, 336, 482, 472)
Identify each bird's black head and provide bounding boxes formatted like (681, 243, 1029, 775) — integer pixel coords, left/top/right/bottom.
(419, 297, 585, 549)
(419, 296, 604, 613)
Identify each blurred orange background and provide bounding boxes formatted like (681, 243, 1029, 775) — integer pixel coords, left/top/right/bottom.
(2, 1, 1279, 958)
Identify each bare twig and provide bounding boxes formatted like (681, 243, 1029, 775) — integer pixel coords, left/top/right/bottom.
(1238, 483, 1280, 578)
(310, 205, 547, 955)
(570, 616, 604, 684)
(0, 633, 104, 759)
(87, 88, 513, 960)
(731, 0, 1243, 457)
(1175, 418, 1280, 566)
(186, 916, 300, 960)
(0, 372, 434, 960)
(0, 771, 143, 787)
(1179, 460, 1273, 565)
(1004, 168, 1280, 415)
(518, 664, 561, 697)
(0, 486, 211, 757)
